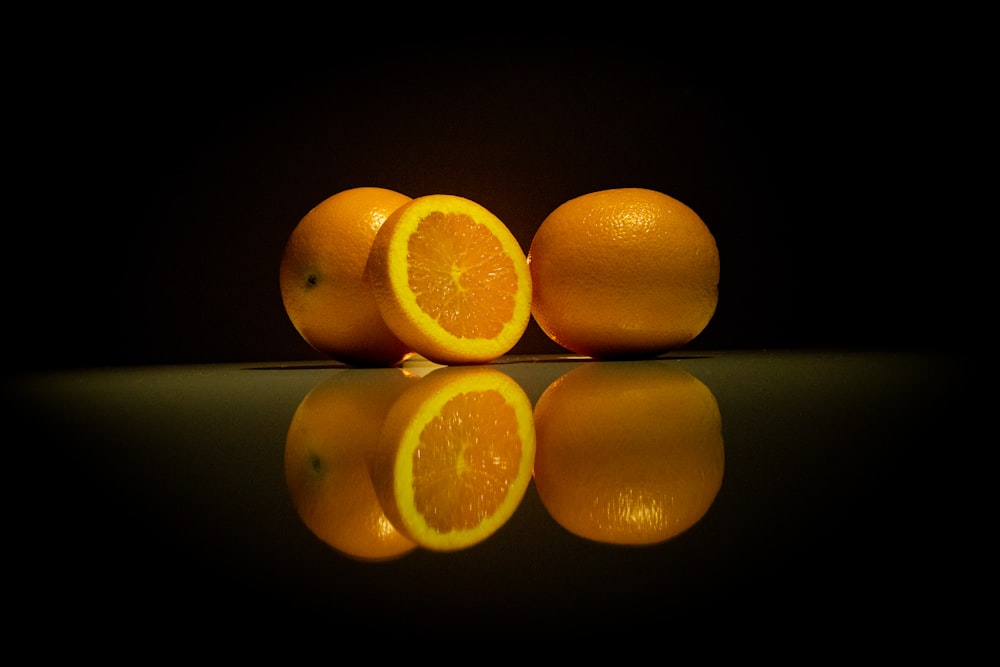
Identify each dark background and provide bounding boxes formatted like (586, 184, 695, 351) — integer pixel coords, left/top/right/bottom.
(5, 26, 983, 648)
(10, 31, 970, 371)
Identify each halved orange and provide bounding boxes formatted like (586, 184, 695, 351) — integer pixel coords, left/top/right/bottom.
(284, 368, 419, 561)
(364, 194, 532, 365)
(532, 361, 724, 545)
(371, 366, 536, 551)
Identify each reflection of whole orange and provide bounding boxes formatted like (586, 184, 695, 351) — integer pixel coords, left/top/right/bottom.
(532, 361, 724, 545)
(528, 188, 720, 358)
(284, 368, 419, 561)
(279, 187, 413, 367)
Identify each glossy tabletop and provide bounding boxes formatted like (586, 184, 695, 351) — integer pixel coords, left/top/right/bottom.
(7, 349, 967, 635)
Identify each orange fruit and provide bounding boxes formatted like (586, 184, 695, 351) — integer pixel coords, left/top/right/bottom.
(284, 368, 419, 561)
(279, 187, 413, 367)
(370, 366, 536, 551)
(532, 361, 724, 545)
(528, 188, 720, 358)
(364, 194, 532, 365)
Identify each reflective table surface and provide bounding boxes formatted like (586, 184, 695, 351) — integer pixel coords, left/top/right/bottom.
(8, 350, 967, 635)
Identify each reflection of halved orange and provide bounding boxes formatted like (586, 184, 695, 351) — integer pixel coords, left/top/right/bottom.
(284, 369, 419, 561)
(371, 366, 536, 551)
(532, 361, 723, 545)
(364, 194, 532, 365)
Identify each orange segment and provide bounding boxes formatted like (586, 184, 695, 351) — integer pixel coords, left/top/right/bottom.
(532, 361, 724, 545)
(365, 195, 532, 365)
(407, 211, 518, 339)
(371, 366, 536, 551)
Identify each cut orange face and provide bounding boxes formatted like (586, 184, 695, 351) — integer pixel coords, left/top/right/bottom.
(364, 194, 532, 365)
(371, 366, 536, 551)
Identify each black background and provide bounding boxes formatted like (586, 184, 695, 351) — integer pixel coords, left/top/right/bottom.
(10, 29, 972, 371)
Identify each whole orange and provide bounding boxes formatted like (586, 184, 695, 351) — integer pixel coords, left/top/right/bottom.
(280, 187, 413, 366)
(527, 188, 720, 358)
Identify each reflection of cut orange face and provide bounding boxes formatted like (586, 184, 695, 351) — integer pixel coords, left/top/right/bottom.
(371, 366, 536, 551)
(284, 369, 419, 561)
(532, 362, 724, 545)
